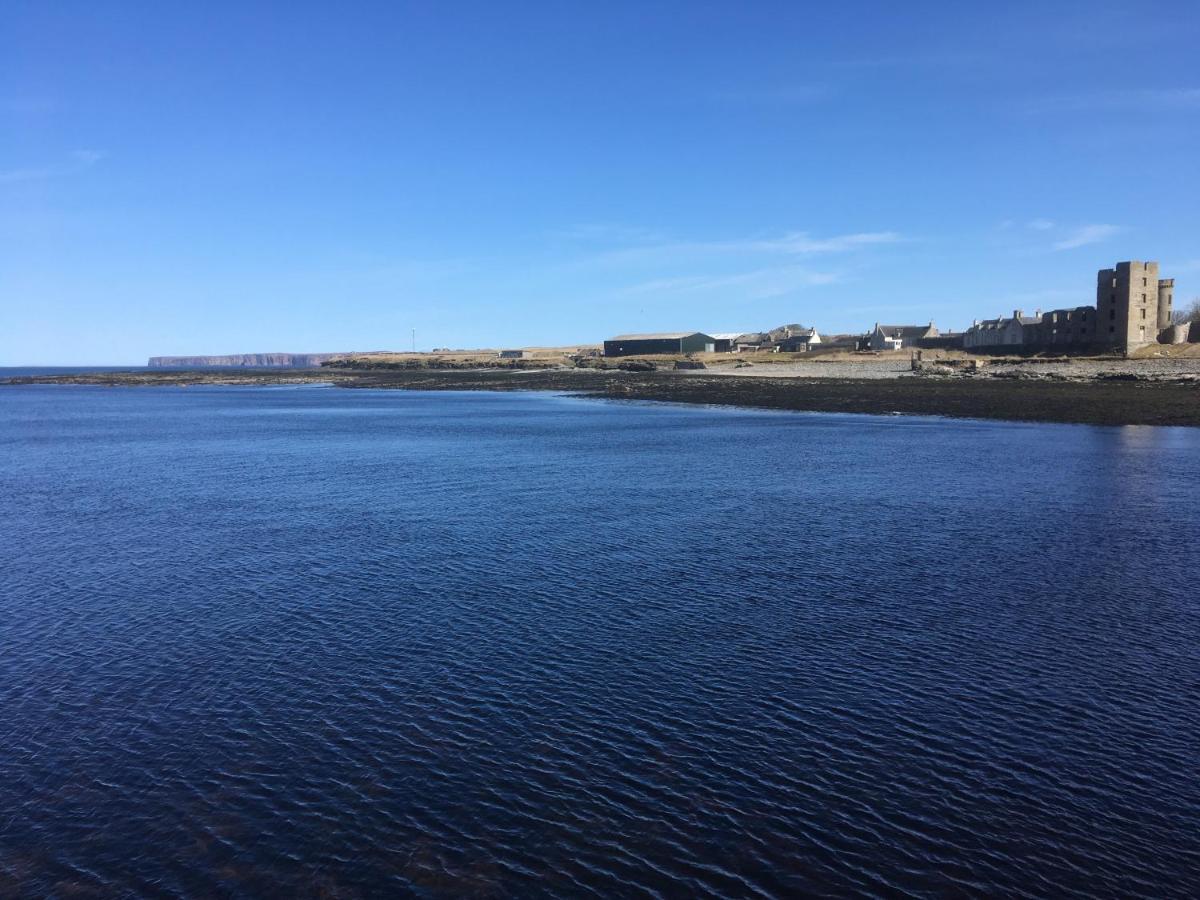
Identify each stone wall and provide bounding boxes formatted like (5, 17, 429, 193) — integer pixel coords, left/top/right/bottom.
(1096, 261, 1161, 352)
(1158, 278, 1175, 330)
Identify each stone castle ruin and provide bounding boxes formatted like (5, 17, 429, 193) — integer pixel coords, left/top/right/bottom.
(964, 260, 1178, 354)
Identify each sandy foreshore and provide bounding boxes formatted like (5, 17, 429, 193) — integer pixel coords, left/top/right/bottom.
(5, 363, 1200, 427)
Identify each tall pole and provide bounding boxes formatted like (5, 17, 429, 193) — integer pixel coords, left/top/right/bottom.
(411, 329, 416, 353)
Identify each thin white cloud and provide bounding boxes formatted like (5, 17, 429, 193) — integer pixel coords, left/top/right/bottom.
(767, 231, 904, 253)
(586, 230, 905, 267)
(1023, 88, 1200, 114)
(1052, 224, 1122, 251)
(0, 149, 103, 185)
(830, 51, 986, 70)
(620, 265, 840, 299)
(1027, 219, 1055, 231)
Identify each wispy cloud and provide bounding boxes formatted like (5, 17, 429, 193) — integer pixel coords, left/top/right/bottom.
(830, 51, 986, 70)
(557, 226, 901, 302)
(578, 229, 905, 267)
(0, 149, 104, 185)
(758, 231, 904, 254)
(620, 265, 840, 299)
(1022, 88, 1200, 114)
(1027, 218, 1055, 231)
(1052, 224, 1122, 251)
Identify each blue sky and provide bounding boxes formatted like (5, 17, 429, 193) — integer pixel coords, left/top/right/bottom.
(3, 1, 1198, 363)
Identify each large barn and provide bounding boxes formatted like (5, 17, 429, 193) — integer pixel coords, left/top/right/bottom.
(602, 332, 716, 357)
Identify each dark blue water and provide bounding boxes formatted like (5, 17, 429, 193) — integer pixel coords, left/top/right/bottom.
(2, 386, 1198, 898)
(0, 367, 152, 378)
(0, 367, 265, 378)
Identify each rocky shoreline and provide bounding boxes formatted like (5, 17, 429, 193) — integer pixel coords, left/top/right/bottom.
(4, 365, 1199, 427)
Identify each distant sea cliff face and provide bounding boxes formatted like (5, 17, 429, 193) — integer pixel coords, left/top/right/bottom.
(147, 353, 346, 368)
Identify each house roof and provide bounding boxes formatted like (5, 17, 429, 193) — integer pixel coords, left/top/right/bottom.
(970, 316, 1039, 331)
(875, 324, 933, 339)
(709, 332, 751, 340)
(607, 332, 707, 341)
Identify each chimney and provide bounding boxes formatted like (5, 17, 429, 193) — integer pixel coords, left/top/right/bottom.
(1014, 309, 1023, 319)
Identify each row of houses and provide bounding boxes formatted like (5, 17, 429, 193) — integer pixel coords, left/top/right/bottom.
(602, 325, 825, 357)
(601, 322, 962, 357)
(962, 307, 1099, 350)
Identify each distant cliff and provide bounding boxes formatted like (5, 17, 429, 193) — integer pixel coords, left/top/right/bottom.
(148, 353, 350, 368)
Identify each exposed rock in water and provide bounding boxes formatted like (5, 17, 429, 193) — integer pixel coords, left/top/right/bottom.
(674, 360, 706, 370)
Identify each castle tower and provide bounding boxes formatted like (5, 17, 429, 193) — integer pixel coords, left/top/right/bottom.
(1158, 278, 1175, 332)
(1095, 261, 1161, 352)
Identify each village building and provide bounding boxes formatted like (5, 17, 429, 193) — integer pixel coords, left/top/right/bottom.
(963, 311, 1042, 349)
(776, 328, 822, 352)
(602, 332, 716, 357)
(709, 332, 749, 353)
(865, 322, 939, 351)
(767, 323, 810, 341)
(732, 332, 770, 352)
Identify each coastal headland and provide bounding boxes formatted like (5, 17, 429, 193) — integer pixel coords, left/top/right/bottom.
(7, 352, 1200, 427)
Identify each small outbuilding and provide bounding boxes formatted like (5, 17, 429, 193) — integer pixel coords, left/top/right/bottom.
(603, 332, 716, 357)
(732, 332, 770, 352)
(776, 328, 822, 352)
(709, 332, 750, 353)
(497, 349, 531, 359)
(866, 322, 939, 351)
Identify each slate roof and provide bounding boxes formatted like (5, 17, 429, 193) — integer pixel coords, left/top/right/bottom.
(875, 324, 934, 339)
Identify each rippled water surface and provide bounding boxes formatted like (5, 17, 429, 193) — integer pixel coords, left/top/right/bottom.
(2, 386, 1199, 898)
